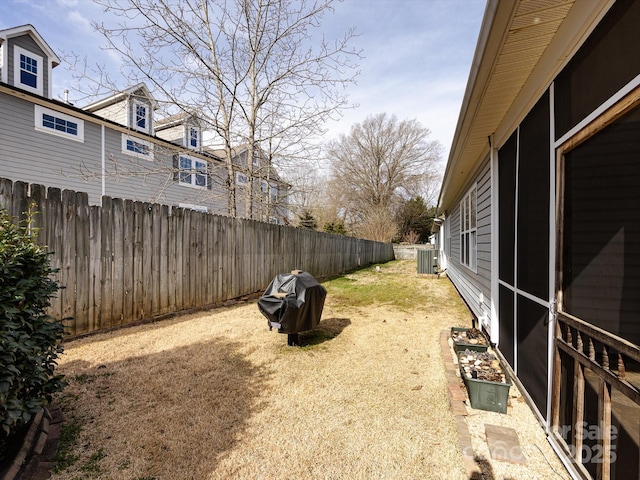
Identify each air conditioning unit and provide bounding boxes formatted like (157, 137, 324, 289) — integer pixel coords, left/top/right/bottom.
(417, 249, 439, 275)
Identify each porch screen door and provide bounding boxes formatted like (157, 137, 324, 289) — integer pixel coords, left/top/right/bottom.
(554, 96, 640, 480)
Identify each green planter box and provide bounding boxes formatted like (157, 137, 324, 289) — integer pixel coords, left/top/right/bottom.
(458, 349, 511, 414)
(451, 327, 489, 353)
(462, 375, 511, 414)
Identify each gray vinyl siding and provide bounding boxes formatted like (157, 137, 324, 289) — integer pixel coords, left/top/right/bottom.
(1, 92, 231, 213)
(102, 128, 228, 213)
(7, 35, 50, 98)
(446, 157, 492, 322)
(0, 93, 102, 202)
(155, 124, 185, 146)
(90, 101, 127, 127)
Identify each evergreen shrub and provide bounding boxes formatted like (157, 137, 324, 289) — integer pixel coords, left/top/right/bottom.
(0, 209, 66, 459)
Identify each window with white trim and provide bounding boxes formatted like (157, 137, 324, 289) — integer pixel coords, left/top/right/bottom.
(133, 101, 149, 133)
(14, 46, 43, 95)
(34, 105, 84, 142)
(236, 172, 248, 185)
(178, 155, 208, 188)
(122, 134, 154, 160)
(261, 180, 278, 202)
(460, 184, 477, 271)
(179, 203, 208, 212)
(189, 127, 199, 148)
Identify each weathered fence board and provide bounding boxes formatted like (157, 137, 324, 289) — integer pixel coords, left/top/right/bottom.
(89, 205, 102, 332)
(0, 177, 395, 336)
(122, 200, 134, 324)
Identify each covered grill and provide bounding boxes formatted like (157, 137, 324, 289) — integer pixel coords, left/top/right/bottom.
(258, 270, 327, 346)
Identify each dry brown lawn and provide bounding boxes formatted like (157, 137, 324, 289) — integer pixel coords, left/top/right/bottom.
(50, 261, 483, 479)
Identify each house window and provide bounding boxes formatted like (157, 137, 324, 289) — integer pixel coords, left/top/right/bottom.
(179, 203, 208, 212)
(20, 54, 37, 88)
(122, 134, 154, 160)
(262, 181, 278, 202)
(133, 101, 149, 133)
(460, 184, 477, 271)
(236, 172, 248, 185)
(269, 216, 278, 224)
(34, 105, 84, 142)
(178, 155, 207, 188)
(14, 46, 43, 95)
(189, 127, 199, 148)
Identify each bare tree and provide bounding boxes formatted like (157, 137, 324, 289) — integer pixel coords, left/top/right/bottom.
(326, 113, 442, 241)
(79, 0, 360, 218)
(355, 206, 397, 243)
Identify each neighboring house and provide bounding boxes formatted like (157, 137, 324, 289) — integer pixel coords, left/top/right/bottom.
(0, 24, 289, 222)
(436, 1, 640, 479)
(208, 144, 290, 225)
(155, 111, 204, 153)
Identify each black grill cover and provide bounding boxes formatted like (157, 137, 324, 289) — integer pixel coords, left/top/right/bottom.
(258, 271, 327, 334)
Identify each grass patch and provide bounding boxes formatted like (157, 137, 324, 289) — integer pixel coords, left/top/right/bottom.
(324, 261, 441, 310)
(81, 448, 106, 474)
(52, 418, 82, 473)
(49, 261, 483, 479)
(73, 372, 114, 385)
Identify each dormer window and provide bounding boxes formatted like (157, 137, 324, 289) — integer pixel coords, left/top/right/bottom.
(189, 127, 199, 148)
(14, 46, 43, 95)
(134, 101, 149, 132)
(20, 54, 37, 87)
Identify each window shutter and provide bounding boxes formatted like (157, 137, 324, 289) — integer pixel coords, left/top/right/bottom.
(207, 164, 213, 190)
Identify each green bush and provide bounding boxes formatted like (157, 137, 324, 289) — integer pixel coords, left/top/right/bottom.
(0, 209, 66, 457)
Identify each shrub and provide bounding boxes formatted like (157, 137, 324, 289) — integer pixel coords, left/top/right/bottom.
(0, 209, 66, 458)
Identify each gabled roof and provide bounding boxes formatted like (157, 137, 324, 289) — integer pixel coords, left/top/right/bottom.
(0, 24, 61, 67)
(83, 82, 157, 112)
(438, 0, 613, 212)
(155, 111, 204, 130)
(205, 144, 286, 184)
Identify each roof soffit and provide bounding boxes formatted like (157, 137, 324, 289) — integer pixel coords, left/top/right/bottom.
(438, 0, 613, 212)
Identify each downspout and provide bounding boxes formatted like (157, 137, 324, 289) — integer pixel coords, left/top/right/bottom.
(101, 124, 106, 198)
(489, 133, 500, 346)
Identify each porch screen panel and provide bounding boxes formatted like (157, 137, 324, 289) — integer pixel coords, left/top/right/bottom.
(499, 284, 514, 366)
(516, 296, 548, 413)
(517, 92, 550, 299)
(555, 0, 640, 139)
(563, 106, 640, 345)
(498, 131, 517, 285)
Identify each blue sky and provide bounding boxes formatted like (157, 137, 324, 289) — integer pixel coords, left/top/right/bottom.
(1, 0, 486, 159)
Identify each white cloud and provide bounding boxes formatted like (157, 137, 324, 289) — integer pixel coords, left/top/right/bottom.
(67, 10, 92, 33)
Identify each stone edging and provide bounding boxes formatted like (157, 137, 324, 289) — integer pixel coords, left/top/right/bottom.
(439, 329, 482, 478)
(0, 406, 62, 480)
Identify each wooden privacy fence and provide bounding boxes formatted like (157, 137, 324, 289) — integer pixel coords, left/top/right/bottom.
(0, 177, 395, 336)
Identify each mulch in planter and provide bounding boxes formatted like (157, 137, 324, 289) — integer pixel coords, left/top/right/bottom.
(451, 327, 489, 353)
(458, 349, 507, 383)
